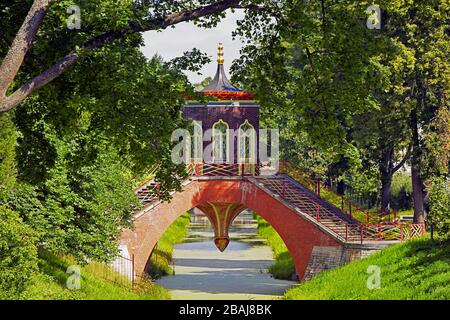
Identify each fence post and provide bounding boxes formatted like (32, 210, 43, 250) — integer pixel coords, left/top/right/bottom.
(348, 201, 352, 218)
(341, 195, 344, 211)
(316, 204, 320, 221)
(131, 253, 134, 289)
(400, 223, 404, 241)
(156, 182, 160, 199)
(378, 223, 382, 240)
(195, 163, 200, 176)
(281, 181, 286, 198)
(345, 223, 348, 241)
(360, 225, 363, 244)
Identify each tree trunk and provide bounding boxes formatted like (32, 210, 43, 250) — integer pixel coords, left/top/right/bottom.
(337, 180, 346, 195)
(411, 164, 426, 223)
(380, 174, 392, 212)
(0, 0, 244, 113)
(410, 109, 426, 224)
(379, 147, 393, 212)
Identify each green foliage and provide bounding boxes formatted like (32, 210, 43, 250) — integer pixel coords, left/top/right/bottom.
(0, 206, 39, 300)
(1, 0, 199, 298)
(2, 27, 195, 264)
(22, 250, 169, 300)
(233, 0, 450, 221)
(235, 0, 388, 152)
(391, 171, 413, 210)
(384, 1, 450, 190)
(148, 213, 190, 279)
(0, 113, 17, 193)
(427, 177, 450, 239)
(255, 215, 295, 280)
(0, 113, 39, 299)
(6, 138, 139, 263)
(285, 239, 450, 300)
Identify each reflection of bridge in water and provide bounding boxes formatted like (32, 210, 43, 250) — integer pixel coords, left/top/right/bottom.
(190, 208, 256, 226)
(156, 209, 295, 300)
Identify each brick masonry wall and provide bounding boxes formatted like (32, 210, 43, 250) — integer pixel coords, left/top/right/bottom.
(303, 245, 381, 281)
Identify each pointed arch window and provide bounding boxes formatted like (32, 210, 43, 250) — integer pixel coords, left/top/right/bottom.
(190, 121, 203, 163)
(239, 120, 256, 174)
(212, 119, 229, 163)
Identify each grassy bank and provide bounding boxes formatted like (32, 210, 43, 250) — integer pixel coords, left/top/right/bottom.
(285, 238, 450, 300)
(15, 212, 190, 299)
(255, 215, 295, 280)
(21, 251, 169, 300)
(147, 213, 190, 279)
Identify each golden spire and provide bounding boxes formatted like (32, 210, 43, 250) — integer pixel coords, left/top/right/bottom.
(217, 43, 224, 64)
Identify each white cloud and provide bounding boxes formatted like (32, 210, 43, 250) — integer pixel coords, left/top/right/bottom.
(140, 10, 245, 84)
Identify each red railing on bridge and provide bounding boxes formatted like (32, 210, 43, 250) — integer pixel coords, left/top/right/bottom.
(278, 161, 424, 225)
(187, 162, 260, 177)
(255, 175, 425, 243)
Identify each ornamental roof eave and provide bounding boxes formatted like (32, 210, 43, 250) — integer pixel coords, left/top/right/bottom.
(200, 43, 254, 101)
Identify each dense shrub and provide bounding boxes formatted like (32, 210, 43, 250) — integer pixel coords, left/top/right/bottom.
(427, 177, 450, 239)
(0, 206, 39, 299)
(7, 141, 140, 263)
(391, 171, 413, 211)
(0, 113, 17, 194)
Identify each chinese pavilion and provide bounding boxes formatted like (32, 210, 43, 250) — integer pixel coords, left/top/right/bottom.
(183, 43, 260, 176)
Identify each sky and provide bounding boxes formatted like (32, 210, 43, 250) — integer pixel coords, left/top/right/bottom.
(140, 10, 245, 84)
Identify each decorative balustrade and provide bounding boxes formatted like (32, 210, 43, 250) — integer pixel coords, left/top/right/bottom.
(187, 162, 260, 177)
(255, 175, 425, 243)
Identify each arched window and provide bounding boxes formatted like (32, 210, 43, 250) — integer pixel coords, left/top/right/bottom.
(212, 119, 229, 163)
(239, 120, 256, 174)
(190, 121, 203, 163)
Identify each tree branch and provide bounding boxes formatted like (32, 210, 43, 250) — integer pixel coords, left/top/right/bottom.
(0, 0, 51, 97)
(0, 0, 250, 113)
(392, 143, 412, 173)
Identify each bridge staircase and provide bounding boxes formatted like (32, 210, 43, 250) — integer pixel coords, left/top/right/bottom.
(251, 175, 364, 242)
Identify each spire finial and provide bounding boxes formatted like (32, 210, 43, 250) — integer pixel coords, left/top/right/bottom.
(217, 43, 224, 64)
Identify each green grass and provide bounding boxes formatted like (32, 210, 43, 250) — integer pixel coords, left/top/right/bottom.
(17, 212, 191, 299)
(285, 238, 450, 300)
(21, 251, 169, 300)
(255, 215, 295, 280)
(147, 213, 190, 279)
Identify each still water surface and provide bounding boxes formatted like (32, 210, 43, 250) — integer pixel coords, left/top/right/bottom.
(156, 211, 295, 300)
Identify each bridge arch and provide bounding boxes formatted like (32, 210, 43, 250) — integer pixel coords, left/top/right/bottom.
(119, 178, 341, 281)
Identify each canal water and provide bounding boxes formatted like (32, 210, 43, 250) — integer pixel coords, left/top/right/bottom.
(156, 210, 295, 300)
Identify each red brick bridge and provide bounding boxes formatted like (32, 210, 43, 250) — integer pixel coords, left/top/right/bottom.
(119, 172, 421, 281)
